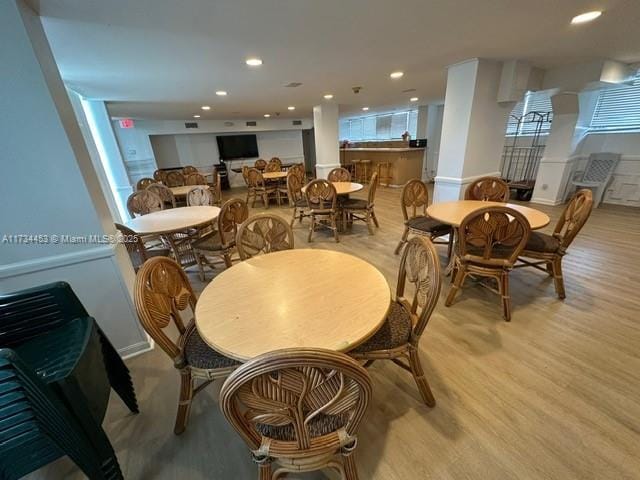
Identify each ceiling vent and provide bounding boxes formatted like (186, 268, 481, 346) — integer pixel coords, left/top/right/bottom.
(283, 82, 303, 88)
(402, 88, 417, 93)
(224, 121, 234, 127)
(185, 122, 198, 129)
(292, 120, 302, 126)
(246, 121, 257, 126)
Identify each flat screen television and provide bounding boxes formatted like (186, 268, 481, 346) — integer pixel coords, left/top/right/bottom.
(216, 134, 259, 160)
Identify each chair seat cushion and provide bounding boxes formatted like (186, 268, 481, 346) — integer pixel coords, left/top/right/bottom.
(341, 198, 368, 209)
(183, 328, 240, 370)
(350, 302, 412, 353)
(294, 198, 308, 207)
(192, 232, 225, 251)
(256, 412, 350, 441)
(524, 231, 560, 253)
(406, 216, 451, 235)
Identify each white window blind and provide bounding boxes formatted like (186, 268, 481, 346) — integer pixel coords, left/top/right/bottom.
(590, 75, 640, 132)
(506, 91, 553, 136)
(375, 115, 392, 139)
(339, 110, 418, 141)
(363, 117, 376, 139)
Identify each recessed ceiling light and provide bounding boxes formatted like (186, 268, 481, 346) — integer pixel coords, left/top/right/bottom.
(246, 58, 263, 66)
(264, 114, 271, 118)
(287, 106, 296, 111)
(201, 105, 211, 110)
(410, 97, 419, 102)
(390, 71, 404, 79)
(362, 107, 369, 111)
(324, 94, 334, 99)
(571, 11, 602, 24)
(215, 91, 227, 96)
(193, 114, 201, 118)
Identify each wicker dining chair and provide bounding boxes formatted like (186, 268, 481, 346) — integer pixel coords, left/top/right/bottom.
(270, 156, 282, 167)
(185, 173, 207, 186)
(445, 206, 531, 321)
(464, 176, 510, 202)
(289, 163, 306, 183)
(236, 213, 295, 260)
(114, 223, 170, 271)
(134, 257, 240, 434)
(192, 198, 249, 279)
(305, 179, 339, 243)
(254, 159, 267, 170)
(165, 170, 185, 187)
(394, 179, 453, 257)
(328, 167, 352, 182)
(220, 348, 372, 480)
(210, 172, 223, 206)
(136, 177, 156, 191)
(515, 189, 593, 299)
(153, 169, 167, 183)
(350, 236, 441, 406)
(186, 185, 215, 206)
(265, 159, 281, 172)
(182, 165, 198, 176)
(247, 168, 278, 208)
(287, 172, 310, 227)
(147, 183, 177, 209)
(342, 171, 379, 235)
(126, 190, 163, 217)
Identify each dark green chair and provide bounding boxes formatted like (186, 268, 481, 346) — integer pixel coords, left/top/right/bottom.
(0, 282, 139, 479)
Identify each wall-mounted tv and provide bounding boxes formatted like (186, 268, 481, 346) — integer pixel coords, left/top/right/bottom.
(216, 134, 259, 160)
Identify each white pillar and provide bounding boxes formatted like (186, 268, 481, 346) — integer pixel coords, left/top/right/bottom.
(435, 59, 514, 201)
(531, 92, 582, 205)
(313, 103, 340, 179)
(0, 0, 150, 357)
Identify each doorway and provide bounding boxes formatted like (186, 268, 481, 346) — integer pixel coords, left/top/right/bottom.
(302, 128, 316, 176)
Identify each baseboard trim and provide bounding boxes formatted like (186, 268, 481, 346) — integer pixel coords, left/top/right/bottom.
(530, 197, 564, 206)
(119, 339, 154, 360)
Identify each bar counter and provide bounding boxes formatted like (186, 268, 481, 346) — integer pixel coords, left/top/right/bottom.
(340, 147, 424, 186)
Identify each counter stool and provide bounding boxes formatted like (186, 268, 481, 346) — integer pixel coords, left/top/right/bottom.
(357, 159, 371, 183)
(377, 161, 393, 187)
(351, 159, 361, 181)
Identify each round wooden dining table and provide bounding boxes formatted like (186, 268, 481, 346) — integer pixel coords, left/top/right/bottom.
(124, 206, 220, 235)
(302, 181, 363, 196)
(195, 249, 391, 361)
(426, 200, 550, 229)
(169, 185, 210, 197)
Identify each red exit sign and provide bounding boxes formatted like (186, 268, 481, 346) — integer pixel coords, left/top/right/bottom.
(119, 118, 135, 129)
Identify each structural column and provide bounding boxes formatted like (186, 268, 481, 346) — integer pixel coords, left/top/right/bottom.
(313, 103, 340, 179)
(0, 0, 150, 356)
(434, 59, 515, 201)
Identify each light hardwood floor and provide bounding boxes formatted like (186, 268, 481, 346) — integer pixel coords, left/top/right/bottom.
(32, 184, 640, 479)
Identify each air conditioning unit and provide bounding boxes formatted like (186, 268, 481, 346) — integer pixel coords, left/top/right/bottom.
(292, 120, 302, 126)
(246, 121, 257, 126)
(184, 122, 198, 129)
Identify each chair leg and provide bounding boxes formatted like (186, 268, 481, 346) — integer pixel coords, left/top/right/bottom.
(551, 256, 566, 299)
(174, 370, 194, 435)
(262, 193, 269, 209)
(343, 453, 359, 480)
(290, 207, 297, 227)
(332, 214, 340, 242)
(371, 208, 379, 228)
(308, 214, 315, 242)
(366, 211, 374, 235)
(445, 264, 466, 306)
(196, 254, 206, 282)
(446, 232, 454, 260)
(223, 252, 233, 268)
(500, 272, 512, 322)
(408, 348, 436, 407)
(395, 227, 409, 255)
(258, 461, 273, 480)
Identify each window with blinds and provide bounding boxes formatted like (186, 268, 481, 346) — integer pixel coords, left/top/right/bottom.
(590, 75, 640, 132)
(506, 91, 553, 136)
(339, 110, 418, 141)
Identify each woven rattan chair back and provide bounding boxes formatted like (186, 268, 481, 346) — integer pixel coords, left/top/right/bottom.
(400, 179, 429, 220)
(217, 197, 249, 248)
(134, 257, 195, 361)
(182, 165, 198, 176)
(127, 190, 163, 217)
(287, 171, 304, 203)
(220, 348, 371, 477)
(304, 179, 337, 211)
(270, 157, 282, 166)
(554, 189, 593, 252)
(165, 170, 185, 187)
(186, 186, 214, 206)
(464, 176, 510, 202)
(458, 206, 530, 266)
(236, 213, 294, 260)
(265, 159, 281, 172)
(398, 237, 442, 339)
(328, 167, 351, 182)
(115, 223, 147, 271)
(147, 183, 177, 209)
(247, 168, 266, 189)
(290, 163, 306, 182)
(136, 177, 156, 191)
(367, 171, 379, 206)
(185, 173, 207, 186)
(211, 172, 222, 205)
(254, 159, 267, 170)
(153, 169, 166, 182)
(241, 165, 251, 185)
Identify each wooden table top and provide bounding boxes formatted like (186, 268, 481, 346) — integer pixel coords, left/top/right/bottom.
(195, 249, 391, 361)
(302, 181, 364, 196)
(262, 171, 288, 180)
(169, 185, 210, 196)
(124, 206, 220, 235)
(426, 200, 550, 229)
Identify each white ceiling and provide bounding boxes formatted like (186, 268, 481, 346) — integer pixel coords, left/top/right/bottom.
(33, 0, 640, 120)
